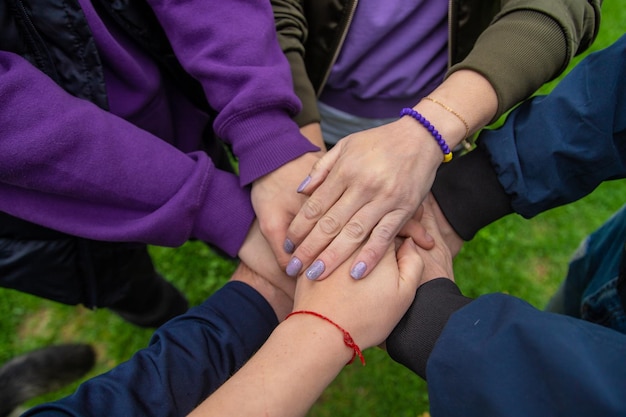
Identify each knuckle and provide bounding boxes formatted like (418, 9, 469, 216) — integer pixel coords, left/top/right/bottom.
(373, 223, 396, 244)
(343, 220, 367, 241)
(302, 198, 324, 221)
(359, 245, 380, 263)
(312, 157, 325, 171)
(318, 215, 341, 236)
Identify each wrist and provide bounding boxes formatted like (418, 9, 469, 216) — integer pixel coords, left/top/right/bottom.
(229, 262, 294, 321)
(394, 116, 447, 169)
(412, 100, 468, 152)
(281, 313, 355, 365)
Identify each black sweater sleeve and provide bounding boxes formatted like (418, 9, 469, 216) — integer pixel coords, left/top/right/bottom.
(386, 278, 472, 379)
(431, 143, 514, 241)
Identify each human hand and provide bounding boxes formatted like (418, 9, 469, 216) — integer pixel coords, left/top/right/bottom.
(251, 150, 322, 270)
(412, 194, 455, 285)
(236, 219, 296, 320)
(284, 118, 443, 281)
(400, 192, 464, 257)
(292, 237, 424, 350)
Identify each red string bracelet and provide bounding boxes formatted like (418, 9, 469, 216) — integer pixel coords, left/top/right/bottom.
(285, 310, 366, 366)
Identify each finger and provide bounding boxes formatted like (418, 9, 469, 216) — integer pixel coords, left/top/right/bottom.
(399, 217, 435, 249)
(284, 174, 345, 253)
(295, 142, 342, 195)
(348, 209, 410, 280)
(284, 180, 345, 260)
(395, 237, 424, 292)
(414, 204, 425, 221)
(287, 189, 376, 278)
(260, 213, 293, 270)
(417, 197, 444, 241)
(300, 202, 387, 281)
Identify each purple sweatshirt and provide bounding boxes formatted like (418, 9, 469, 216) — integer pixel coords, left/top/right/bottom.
(0, 0, 317, 257)
(320, 0, 448, 118)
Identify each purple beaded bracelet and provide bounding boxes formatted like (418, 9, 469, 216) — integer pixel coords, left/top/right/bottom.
(400, 108, 453, 162)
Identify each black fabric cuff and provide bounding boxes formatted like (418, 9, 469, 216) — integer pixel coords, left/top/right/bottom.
(431, 144, 514, 241)
(386, 278, 472, 380)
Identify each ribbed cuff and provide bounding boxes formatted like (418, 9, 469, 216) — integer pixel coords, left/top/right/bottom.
(386, 278, 472, 380)
(431, 144, 513, 241)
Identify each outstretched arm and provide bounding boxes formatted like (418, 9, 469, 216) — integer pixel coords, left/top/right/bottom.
(432, 35, 626, 241)
(188, 238, 423, 417)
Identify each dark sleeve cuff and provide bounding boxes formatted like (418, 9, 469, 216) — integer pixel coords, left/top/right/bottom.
(431, 144, 514, 241)
(386, 278, 472, 380)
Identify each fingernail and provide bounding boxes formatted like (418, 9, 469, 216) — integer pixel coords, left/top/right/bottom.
(297, 175, 311, 193)
(286, 257, 302, 277)
(350, 261, 367, 280)
(283, 238, 295, 254)
(305, 260, 325, 280)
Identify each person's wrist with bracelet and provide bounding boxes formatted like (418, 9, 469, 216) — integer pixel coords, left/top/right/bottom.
(189, 238, 424, 417)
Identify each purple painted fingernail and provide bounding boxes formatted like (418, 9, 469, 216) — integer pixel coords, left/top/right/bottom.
(305, 260, 325, 280)
(297, 175, 311, 193)
(283, 238, 295, 254)
(350, 261, 367, 280)
(286, 257, 302, 277)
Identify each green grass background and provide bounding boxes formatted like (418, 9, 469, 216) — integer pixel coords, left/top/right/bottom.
(1, 3, 625, 416)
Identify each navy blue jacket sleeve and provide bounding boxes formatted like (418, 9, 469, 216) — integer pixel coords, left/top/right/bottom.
(433, 34, 626, 240)
(427, 293, 626, 417)
(21, 281, 277, 417)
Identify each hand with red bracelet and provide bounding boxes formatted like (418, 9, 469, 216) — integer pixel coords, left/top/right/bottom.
(291, 237, 424, 353)
(188, 237, 423, 417)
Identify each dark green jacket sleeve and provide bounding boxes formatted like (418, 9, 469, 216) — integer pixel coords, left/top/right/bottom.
(450, 0, 602, 122)
(272, 0, 320, 127)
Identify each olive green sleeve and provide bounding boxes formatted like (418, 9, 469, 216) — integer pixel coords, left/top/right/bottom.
(272, 0, 321, 127)
(448, 0, 601, 122)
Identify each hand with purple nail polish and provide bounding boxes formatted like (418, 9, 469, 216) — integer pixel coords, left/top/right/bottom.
(251, 150, 322, 271)
(283, 118, 444, 282)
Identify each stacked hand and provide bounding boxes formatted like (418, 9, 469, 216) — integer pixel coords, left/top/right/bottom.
(284, 118, 443, 281)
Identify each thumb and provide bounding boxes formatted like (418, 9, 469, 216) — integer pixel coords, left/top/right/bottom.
(396, 238, 424, 292)
(418, 196, 444, 242)
(296, 143, 341, 195)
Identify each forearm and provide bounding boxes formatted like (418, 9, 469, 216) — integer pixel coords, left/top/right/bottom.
(24, 282, 278, 417)
(450, 0, 601, 120)
(0, 53, 254, 255)
(147, 0, 318, 185)
(272, 0, 321, 128)
(432, 36, 626, 240)
(197, 238, 423, 417)
(188, 314, 351, 417)
(299, 122, 327, 150)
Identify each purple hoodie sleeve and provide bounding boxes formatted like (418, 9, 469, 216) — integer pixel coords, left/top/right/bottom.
(0, 53, 251, 256)
(147, 0, 319, 185)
